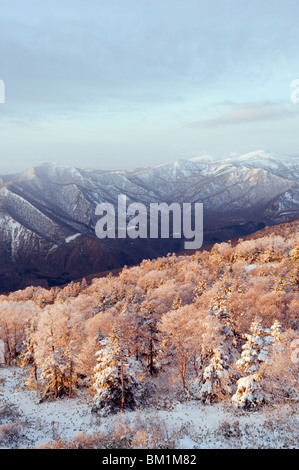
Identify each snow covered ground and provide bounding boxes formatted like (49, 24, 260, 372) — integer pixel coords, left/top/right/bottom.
(0, 366, 298, 449)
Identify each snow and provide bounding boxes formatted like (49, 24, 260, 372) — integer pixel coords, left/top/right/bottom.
(245, 264, 257, 273)
(0, 367, 298, 449)
(0, 367, 97, 448)
(65, 233, 81, 244)
(188, 154, 215, 163)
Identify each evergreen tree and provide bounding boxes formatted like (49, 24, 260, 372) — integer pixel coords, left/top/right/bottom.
(236, 317, 274, 374)
(196, 291, 238, 403)
(232, 318, 282, 409)
(232, 373, 265, 410)
(197, 315, 236, 403)
(92, 326, 144, 415)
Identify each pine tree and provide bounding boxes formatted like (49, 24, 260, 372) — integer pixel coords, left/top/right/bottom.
(270, 320, 283, 340)
(208, 289, 230, 321)
(92, 326, 144, 415)
(197, 315, 236, 403)
(232, 373, 265, 410)
(236, 317, 274, 374)
(199, 348, 230, 404)
(232, 318, 282, 409)
(196, 291, 238, 403)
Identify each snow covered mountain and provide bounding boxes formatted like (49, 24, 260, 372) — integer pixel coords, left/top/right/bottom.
(0, 150, 298, 293)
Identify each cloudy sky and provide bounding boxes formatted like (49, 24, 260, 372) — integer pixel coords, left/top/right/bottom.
(1, 0, 299, 173)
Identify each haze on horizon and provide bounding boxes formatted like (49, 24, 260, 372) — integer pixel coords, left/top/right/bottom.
(1, 0, 299, 174)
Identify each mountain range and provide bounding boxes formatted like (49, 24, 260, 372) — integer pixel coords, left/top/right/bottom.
(0, 150, 298, 293)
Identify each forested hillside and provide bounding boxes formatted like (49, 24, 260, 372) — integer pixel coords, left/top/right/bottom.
(0, 220, 298, 448)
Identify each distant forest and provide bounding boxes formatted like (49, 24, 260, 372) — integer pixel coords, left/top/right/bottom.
(0, 219, 298, 417)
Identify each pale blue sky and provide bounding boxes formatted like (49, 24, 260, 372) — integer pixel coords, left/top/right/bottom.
(1, 0, 299, 173)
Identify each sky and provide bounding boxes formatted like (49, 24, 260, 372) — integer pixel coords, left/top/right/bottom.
(1, 0, 299, 173)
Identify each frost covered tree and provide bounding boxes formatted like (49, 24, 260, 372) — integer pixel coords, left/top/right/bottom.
(19, 320, 39, 387)
(236, 317, 274, 374)
(139, 300, 160, 376)
(270, 320, 283, 340)
(159, 305, 201, 395)
(258, 328, 299, 401)
(0, 301, 36, 365)
(232, 373, 265, 410)
(196, 308, 237, 404)
(199, 348, 231, 404)
(92, 325, 144, 414)
(34, 305, 84, 401)
(232, 318, 282, 409)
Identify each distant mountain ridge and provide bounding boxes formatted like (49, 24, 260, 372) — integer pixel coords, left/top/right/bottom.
(0, 150, 298, 293)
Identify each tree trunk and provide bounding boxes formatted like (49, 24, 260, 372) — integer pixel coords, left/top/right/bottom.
(180, 355, 188, 394)
(69, 365, 73, 398)
(120, 355, 125, 411)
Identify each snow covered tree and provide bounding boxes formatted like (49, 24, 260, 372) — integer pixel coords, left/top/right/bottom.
(19, 320, 39, 387)
(259, 329, 299, 401)
(270, 320, 283, 340)
(232, 373, 265, 410)
(191, 288, 239, 403)
(196, 313, 237, 404)
(159, 305, 201, 395)
(208, 289, 230, 321)
(92, 325, 144, 415)
(35, 305, 85, 401)
(139, 300, 160, 376)
(232, 318, 283, 409)
(199, 348, 230, 404)
(236, 317, 274, 374)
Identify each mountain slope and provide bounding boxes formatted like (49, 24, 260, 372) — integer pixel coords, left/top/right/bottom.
(0, 150, 298, 293)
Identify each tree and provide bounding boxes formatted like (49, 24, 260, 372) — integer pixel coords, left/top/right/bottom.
(159, 305, 201, 395)
(92, 326, 144, 415)
(196, 311, 237, 404)
(19, 320, 39, 387)
(0, 301, 36, 365)
(232, 373, 265, 410)
(34, 304, 85, 401)
(236, 317, 274, 375)
(232, 318, 283, 409)
(259, 329, 299, 401)
(139, 300, 160, 376)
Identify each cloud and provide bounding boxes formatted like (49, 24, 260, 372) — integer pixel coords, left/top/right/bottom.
(194, 101, 299, 127)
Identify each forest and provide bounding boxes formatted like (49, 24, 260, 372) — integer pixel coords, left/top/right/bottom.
(0, 219, 298, 448)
